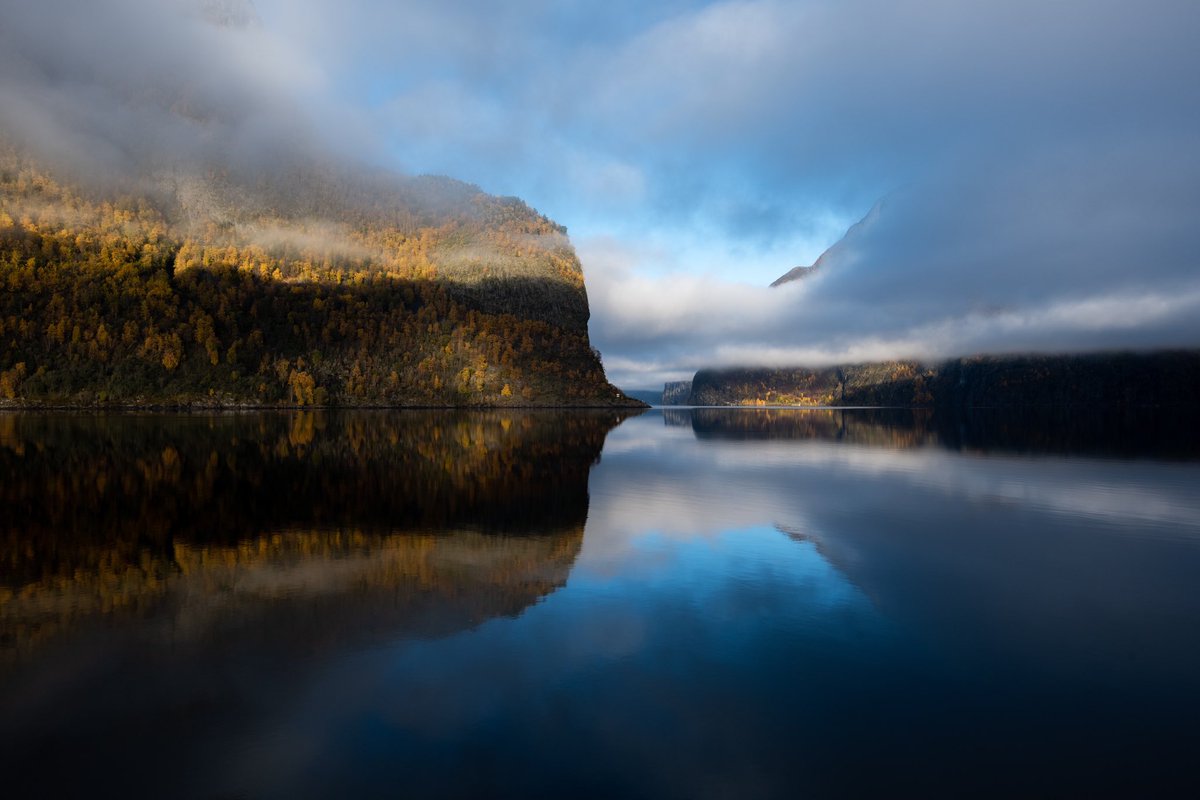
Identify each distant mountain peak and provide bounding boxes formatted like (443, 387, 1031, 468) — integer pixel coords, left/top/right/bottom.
(769, 264, 819, 287)
(770, 200, 884, 287)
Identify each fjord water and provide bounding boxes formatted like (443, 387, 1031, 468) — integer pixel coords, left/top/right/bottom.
(1, 409, 1198, 797)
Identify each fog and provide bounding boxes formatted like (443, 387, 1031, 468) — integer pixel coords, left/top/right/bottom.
(0, 0, 369, 186)
(3, 0, 1199, 386)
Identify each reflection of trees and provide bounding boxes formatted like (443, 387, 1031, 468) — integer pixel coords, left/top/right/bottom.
(690, 408, 938, 449)
(935, 406, 1200, 460)
(0, 410, 630, 659)
(685, 407, 1200, 459)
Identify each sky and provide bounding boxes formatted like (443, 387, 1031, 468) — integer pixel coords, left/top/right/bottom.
(3, 0, 1199, 387)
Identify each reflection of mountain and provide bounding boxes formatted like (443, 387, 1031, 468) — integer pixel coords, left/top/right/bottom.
(682, 406, 1200, 459)
(690, 407, 937, 449)
(0, 410, 631, 659)
(687, 351, 1200, 410)
(662, 409, 693, 427)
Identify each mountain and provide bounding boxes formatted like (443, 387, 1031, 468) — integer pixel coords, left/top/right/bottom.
(770, 201, 881, 287)
(0, 144, 640, 406)
(662, 380, 693, 405)
(688, 352, 1200, 408)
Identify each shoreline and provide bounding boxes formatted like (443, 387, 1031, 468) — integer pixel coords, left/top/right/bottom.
(0, 399, 650, 412)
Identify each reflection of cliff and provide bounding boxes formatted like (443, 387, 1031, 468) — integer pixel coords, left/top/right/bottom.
(662, 381, 693, 405)
(662, 409, 693, 427)
(682, 407, 1200, 459)
(0, 410, 629, 659)
(690, 408, 939, 449)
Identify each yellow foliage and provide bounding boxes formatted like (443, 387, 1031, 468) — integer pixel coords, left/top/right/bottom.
(0, 152, 617, 406)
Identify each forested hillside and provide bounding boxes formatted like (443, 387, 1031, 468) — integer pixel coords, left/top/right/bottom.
(688, 352, 1200, 408)
(0, 148, 635, 406)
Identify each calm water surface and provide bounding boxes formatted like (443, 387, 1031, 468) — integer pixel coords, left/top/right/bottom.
(1, 408, 1199, 798)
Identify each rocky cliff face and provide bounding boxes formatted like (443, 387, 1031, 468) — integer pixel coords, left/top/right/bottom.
(662, 380, 694, 405)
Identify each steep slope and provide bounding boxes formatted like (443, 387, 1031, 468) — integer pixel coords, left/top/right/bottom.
(770, 202, 881, 287)
(0, 146, 637, 406)
(662, 380, 693, 405)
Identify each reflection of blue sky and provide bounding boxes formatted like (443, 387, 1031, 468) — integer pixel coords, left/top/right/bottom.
(587, 412, 1200, 555)
(219, 525, 891, 798)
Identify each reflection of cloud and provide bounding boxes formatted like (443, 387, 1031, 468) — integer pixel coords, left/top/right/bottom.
(585, 415, 1200, 560)
(210, 523, 878, 798)
(579, 411, 1200, 689)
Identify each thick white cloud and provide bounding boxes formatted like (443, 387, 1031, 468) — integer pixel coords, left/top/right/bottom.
(0, 0, 374, 181)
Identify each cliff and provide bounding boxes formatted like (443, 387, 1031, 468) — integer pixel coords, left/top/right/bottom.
(0, 146, 641, 407)
(663, 380, 694, 405)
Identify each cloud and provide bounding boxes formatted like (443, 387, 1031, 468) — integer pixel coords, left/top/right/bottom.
(585, 131, 1200, 384)
(0, 0, 370, 184)
(568, 0, 1200, 385)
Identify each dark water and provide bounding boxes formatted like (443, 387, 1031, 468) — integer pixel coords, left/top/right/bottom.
(1, 408, 1199, 798)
